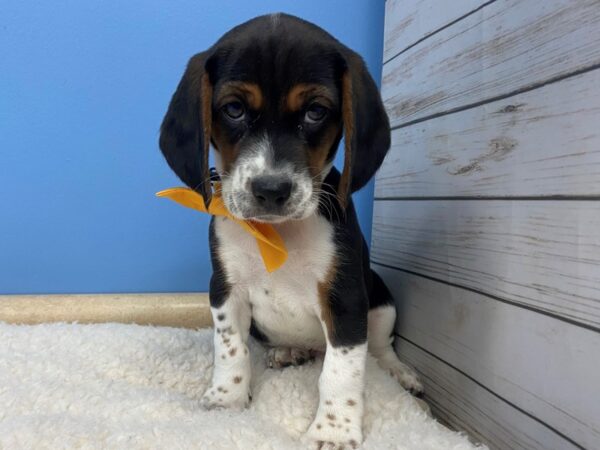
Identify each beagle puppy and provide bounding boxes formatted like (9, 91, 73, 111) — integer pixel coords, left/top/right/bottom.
(159, 13, 422, 449)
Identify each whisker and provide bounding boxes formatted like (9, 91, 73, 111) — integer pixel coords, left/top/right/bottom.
(314, 189, 342, 223)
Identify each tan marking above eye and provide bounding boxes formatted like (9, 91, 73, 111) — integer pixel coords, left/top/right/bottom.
(285, 83, 335, 112)
(216, 81, 263, 110)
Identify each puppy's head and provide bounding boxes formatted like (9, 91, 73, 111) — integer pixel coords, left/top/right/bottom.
(160, 13, 390, 223)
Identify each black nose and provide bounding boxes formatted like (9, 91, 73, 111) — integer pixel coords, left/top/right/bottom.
(251, 176, 293, 208)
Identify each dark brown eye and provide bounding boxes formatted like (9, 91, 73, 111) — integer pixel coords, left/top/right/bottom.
(304, 103, 328, 124)
(222, 101, 245, 120)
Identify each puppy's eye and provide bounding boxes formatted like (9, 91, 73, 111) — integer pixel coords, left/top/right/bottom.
(304, 103, 328, 124)
(222, 101, 245, 120)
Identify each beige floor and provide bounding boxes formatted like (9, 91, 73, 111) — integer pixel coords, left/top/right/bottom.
(0, 293, 212, 329)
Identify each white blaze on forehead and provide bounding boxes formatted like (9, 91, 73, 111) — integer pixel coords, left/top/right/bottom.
(230, 134, 274, 190)
(246, 134, 274, 168)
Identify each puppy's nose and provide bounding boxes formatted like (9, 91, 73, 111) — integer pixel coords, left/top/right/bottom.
(251, 176, 292, 207)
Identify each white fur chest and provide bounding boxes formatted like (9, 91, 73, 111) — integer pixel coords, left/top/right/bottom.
(214, 214, 336, 349)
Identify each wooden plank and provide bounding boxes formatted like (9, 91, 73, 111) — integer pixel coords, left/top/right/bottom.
(383, 0, 487, 62)
(394, 337, 584, 450)
(382, 0, 600, 127)
(371, 200, 600, 329)
(0, 293, 212, 329)
(378, 266, 600, 449)
(375, 68, 600, 198)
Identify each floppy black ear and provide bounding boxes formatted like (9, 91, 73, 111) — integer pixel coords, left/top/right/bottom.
(337, 51, 391, 204)
(159, 51, 213, 206)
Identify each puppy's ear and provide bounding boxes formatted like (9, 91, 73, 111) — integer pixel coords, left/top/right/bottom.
(337, 51, 391, 206)
(159, 52, 213, 206)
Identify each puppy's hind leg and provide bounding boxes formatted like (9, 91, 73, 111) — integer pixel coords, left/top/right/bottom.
(267, 347, 314, 369)
(368, 304, 424, 396)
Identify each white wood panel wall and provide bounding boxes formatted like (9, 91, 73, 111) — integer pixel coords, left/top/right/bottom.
(375, 1, 600, 449)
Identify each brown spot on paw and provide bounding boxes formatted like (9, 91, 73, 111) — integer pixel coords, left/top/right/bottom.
(347, 399, 356, 406)
(217, 313, 225, 321)
(325, 400, 332, 405)
(316, 423, 322, 430)
(233, 376, 242, 384)
(229, 347, 237, 356)
(326, 413, 336, 421)
(344, 417, 350, 423)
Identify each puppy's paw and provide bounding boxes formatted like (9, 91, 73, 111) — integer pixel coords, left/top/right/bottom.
(376, 353, 424, 396)
(414, 396, 432, 416)
(200, 384, 250, 411)
(308, 440, 360, 450)
(387, 362, 424, 396)
(267, 347, 313, 369)
(304, 430, 362, 449)
(305, 415, 362, 449)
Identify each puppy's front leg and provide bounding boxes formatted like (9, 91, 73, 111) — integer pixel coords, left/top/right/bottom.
(306, 277, 368, 449)
(201, 284, 251, 410)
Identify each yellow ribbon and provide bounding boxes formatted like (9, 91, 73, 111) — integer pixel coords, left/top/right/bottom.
(156, 187, 287, 273)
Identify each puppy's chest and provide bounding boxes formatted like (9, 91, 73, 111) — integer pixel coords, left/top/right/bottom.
(215, 215, 336, 348)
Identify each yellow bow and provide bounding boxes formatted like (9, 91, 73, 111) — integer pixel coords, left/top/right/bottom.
(156, 187, 287, 273)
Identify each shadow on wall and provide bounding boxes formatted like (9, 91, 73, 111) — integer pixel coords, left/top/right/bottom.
(391, 200, 499, 416)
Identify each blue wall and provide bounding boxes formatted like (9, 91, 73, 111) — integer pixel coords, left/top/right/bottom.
(0, 1, 385, 294)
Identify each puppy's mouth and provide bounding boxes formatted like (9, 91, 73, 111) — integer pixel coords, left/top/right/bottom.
(248, 214, 289, 223)
(221, 186, 318, 224)
(225, 201, 315, 224)
(250, 206, 317, 223)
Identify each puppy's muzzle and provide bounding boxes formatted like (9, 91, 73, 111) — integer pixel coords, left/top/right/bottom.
(250, 175, 293, 211)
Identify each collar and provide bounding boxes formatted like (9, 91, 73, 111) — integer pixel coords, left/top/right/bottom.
(156, 177, 287, 273)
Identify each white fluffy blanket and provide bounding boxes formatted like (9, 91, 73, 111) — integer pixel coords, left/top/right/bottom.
(0, 322, 482, 449)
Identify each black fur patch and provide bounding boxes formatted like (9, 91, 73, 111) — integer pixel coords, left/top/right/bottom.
(316, 168, 369, 347)
(208, 217, 230, 309)
(249, 319, 269, 344)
